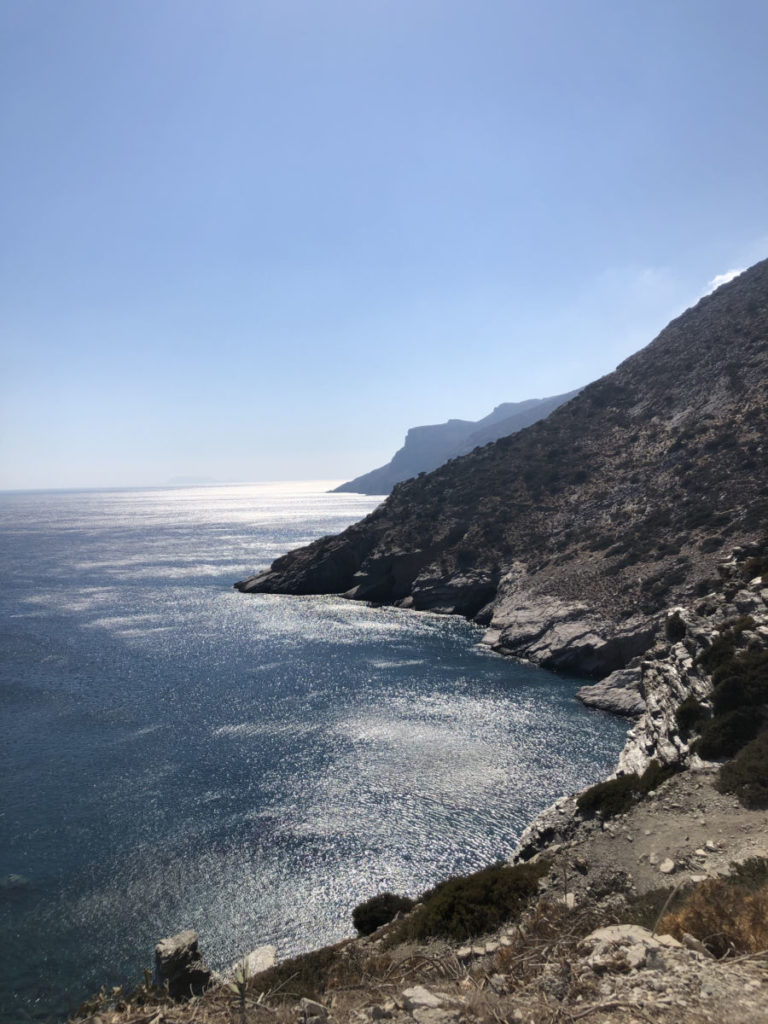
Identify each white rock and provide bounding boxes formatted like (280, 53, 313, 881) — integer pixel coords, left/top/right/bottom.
(625, 944, 647, 970)
(681, 932, 713, 958)
(228, 945, 276, 980)
(659, 859, 675, 874)
(402, 986, 443, 1010)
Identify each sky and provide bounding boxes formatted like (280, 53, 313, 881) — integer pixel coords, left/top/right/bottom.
(1, 1, 767, 490)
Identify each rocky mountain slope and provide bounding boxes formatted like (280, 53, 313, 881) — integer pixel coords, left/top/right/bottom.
(332, 391, 579, 495)
(238, 259, 768, 678)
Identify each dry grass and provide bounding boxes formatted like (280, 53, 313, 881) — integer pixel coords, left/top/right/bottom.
(659, 878, 768, 958)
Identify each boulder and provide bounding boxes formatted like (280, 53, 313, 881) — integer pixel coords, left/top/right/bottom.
(577, 667, 646, 717)
(227, 944, 276, 981)
(154, 929, 211, 999)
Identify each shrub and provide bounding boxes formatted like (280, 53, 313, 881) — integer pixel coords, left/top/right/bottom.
(393, 860, 549, 943)
(659, 871, 768, 957)
(638, 759, 677, 792)
(695, 616, 755, 673)
(576, 760, 677, 818)
(577, 774, 642, 817)
(665, 611, 687, 642)
(624, 885, 689, 931)
(717, 729, 768, 808)
(712, 650, 768, 715)
(695, 708, 763, 760)
(250, 943, 350, 1002)
(351, 892, 415, 936)
(675, 695, 708, 736)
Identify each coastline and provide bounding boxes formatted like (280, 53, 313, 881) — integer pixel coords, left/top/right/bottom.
(71, 546, 768, 1023)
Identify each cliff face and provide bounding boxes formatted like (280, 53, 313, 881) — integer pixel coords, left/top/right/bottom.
(238, 260, 768, 677)
(332, 391, 579, 495)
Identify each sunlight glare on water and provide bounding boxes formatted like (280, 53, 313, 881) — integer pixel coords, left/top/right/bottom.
(0, 483, 627, 1022)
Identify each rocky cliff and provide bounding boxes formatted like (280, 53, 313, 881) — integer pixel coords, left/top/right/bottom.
(238, 259, 768, 680)
(332, 391, 579, 495)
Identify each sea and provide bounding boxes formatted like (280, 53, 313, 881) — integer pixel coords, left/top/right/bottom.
(0, 482, 628, 1023)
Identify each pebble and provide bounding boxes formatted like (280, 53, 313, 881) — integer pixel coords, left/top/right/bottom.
(659, 858, 675, 874)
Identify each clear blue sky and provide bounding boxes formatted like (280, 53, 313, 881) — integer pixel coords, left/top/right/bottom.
(1, 0, 766, 489)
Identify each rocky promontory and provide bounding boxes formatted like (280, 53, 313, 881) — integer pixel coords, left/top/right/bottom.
(333, 390, 580, 495)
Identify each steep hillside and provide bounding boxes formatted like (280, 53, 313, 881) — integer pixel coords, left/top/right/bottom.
(238, 260, 768, 676)
(332, 391, 578, 494)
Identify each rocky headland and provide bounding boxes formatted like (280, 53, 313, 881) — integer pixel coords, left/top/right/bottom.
(332, 390, 580, 496)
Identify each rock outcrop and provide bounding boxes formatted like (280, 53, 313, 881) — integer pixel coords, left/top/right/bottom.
(238, 258, 768, 681)
(576, 667, 646, 717)
(154, 929, 211, 999)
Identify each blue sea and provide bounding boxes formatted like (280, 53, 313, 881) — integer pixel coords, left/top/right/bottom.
(0, 483, 627, 1022)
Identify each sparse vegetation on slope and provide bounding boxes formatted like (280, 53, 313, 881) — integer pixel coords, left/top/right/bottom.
(389, 860, 549, 943)
(576, 760, 677, 818)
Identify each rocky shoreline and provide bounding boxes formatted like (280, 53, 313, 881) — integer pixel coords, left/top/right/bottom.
(514, 550, 768, 859)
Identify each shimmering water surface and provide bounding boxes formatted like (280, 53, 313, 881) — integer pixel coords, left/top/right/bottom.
(0, 483, 627, 1022)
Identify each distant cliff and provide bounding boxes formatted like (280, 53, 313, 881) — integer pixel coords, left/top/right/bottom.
(238, 260, 768, 679)
(332, 391, 580, 495)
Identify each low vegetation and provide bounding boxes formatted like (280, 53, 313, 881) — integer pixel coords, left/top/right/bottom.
(675, 694, 708, 736)
(717, 730, 768, 808)
(684, 613, 768, 784)
(576, 759, 676, 818)
(351, 892, 415, 936)
(665, 610, 687, 642)
(659, 857, 768, 958)
(388, 859, 550, 943)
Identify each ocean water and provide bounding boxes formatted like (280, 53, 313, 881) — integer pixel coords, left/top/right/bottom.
(0, 483, 627, 1023)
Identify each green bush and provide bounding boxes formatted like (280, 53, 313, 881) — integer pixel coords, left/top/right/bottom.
(665, 611, 687, 642)
(711, 650, 768, 715)
(351, 892, 415, 935)
(576, 760, 677, 818)
(639, 759, 677, 792)
(717, 730, 768, 808)
(696, 709, 763, 760)
(695, 616, 755, 673)
(577, 774, 642, 817)
(393, 860, 549, 943)
(675, 695, 708, 736)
